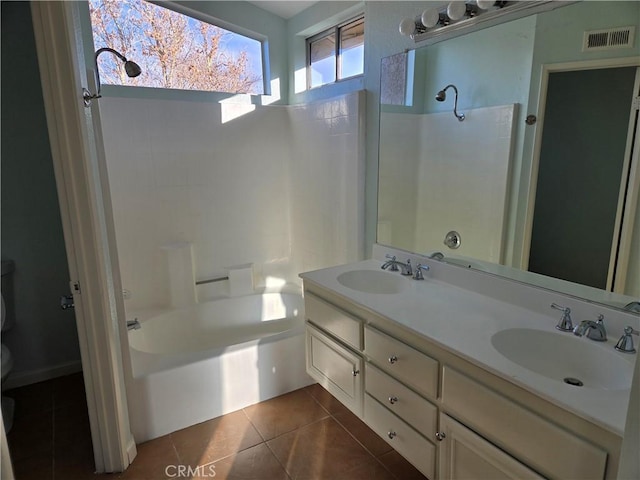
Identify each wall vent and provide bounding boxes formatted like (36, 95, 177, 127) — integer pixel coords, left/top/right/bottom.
(583, 26, 635, 51)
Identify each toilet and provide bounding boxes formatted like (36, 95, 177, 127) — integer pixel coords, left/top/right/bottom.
(1, 260, 15, 432)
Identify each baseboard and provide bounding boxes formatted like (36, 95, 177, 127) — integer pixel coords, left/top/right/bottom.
(3, 360, 82, 390)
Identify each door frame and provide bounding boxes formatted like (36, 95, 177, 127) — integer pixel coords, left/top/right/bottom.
(521, 56, 640, 293)
(30, 2, 136, 472)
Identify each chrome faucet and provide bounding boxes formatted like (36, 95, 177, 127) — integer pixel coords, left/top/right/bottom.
(381, 255, 413, 276)
(573, 315, 606, 341)
(428, 252, 444, 261)
(127, 318, 141, 331)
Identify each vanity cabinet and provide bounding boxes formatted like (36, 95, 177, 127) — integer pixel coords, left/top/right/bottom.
(438, 413, 544, 480)
(302, 284, 620, 480)
(305, 292, 364, 416)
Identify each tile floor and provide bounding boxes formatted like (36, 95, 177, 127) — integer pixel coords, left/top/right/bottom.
(5, 374, 428, 480)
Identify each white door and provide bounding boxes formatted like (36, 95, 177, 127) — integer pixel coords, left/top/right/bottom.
(30, 2, 136, 472)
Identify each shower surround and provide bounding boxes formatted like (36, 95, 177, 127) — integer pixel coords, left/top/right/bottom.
(98, 91, 364, 440)
(99, 91, 365, 310)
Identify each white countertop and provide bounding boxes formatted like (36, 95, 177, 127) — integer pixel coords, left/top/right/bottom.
(300, 258, 637, 436)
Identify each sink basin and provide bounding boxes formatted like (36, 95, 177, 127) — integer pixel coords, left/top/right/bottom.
(491, 328, 633, 390)
(337, 269, 407, 294)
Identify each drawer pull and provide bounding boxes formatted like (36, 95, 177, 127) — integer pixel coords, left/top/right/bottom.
(352, 369, 360, 376)
(435, 431, 446, 441)
(387, 431, 397, 440)
(388, 396, 398, 405)
(388, 355, 398, 364)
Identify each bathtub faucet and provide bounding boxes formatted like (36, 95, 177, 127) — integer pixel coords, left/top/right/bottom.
(127, 318, 141, 331)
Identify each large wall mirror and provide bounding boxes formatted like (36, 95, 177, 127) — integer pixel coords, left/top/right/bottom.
(378, 1, 640, 311)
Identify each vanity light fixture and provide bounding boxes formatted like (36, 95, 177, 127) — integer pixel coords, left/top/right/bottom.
(399, 1, 568, 43)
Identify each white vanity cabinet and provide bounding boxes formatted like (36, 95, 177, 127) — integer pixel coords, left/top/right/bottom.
(304, 292, 364, 416)
(302, 283, 622, 480)
(438, 413, 544, 480)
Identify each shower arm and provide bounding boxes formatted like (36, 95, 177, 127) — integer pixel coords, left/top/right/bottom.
(83, 48, 131, 107)
(443, 84, 465, 122)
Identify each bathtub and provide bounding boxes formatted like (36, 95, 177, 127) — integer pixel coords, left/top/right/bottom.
(125, 288, 313, 442)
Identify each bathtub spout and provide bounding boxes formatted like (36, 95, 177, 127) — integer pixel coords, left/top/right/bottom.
(127, 318, 141, 331)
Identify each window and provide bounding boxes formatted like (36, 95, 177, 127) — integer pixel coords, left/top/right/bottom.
(88, 0, 264, 94)
(307, 16, 364, 89)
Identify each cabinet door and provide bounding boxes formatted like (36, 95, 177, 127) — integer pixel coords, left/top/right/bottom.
(306, 324, 363, 416)
(438, 414, 544, 480)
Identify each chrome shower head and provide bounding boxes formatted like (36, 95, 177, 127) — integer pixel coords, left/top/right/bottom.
(435, 84, 465, 121)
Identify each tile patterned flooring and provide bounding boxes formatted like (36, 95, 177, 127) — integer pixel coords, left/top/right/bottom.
(6, 374, 428, 480)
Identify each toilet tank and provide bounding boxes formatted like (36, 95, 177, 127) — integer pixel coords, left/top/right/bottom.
(1, 261, 15, 331)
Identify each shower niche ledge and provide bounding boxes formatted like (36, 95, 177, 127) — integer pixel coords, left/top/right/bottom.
(300, 247, 637, 480)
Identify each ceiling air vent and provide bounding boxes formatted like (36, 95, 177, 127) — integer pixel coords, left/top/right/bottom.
(583, 26, 635, 52)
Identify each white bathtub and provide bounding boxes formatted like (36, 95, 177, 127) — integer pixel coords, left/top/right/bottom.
(125, 289, 313, 441)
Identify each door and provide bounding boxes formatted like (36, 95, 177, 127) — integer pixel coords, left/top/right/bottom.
(438, 413, 544, 480)
(30, 2, 136, 472)
(528, 66, 639, 291)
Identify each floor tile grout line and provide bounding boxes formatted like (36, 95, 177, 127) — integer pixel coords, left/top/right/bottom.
(263, 437, 293, 480)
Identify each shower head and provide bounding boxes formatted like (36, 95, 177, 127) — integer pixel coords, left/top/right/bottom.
(435, 84, 465, 121)
(124, 60, 142, 78)
(83, 47, 143, 106)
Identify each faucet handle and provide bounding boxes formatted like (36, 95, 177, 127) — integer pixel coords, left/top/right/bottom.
(384, 254, 399, 271)
(551, 303, 573, 331)
(615, 326, 639, 354)
(413, 263, 430, 280)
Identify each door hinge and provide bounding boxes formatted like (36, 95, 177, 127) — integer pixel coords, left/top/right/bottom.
(70, 281, 81, 294)
(633, 96, 640, 111)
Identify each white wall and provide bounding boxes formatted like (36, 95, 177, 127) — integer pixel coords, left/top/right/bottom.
(100, 92, 364, 310)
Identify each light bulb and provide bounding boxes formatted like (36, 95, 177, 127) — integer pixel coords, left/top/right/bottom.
(476, 0, 495, 9)
(447, 1, 467, 21)
(421, 8, 440, 28)
(399, 17, 416, 36)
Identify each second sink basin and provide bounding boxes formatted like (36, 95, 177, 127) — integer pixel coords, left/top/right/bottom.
(337, 269, 407, 294)
(491, 328, 633, 390)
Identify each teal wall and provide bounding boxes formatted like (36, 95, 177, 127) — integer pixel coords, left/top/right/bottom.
(1, 2, 81, 378)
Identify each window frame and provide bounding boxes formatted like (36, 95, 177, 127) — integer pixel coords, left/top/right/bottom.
(306, 15, 364, 90)
(86, 0, 269, 96)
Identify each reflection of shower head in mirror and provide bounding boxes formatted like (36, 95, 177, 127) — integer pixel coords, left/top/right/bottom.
(435, 84, 464, 121)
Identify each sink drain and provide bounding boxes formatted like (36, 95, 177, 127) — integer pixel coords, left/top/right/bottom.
(564, 377, 584, 387)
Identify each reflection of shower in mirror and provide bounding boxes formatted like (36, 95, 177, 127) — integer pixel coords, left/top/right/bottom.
(435, 84, 465, 121)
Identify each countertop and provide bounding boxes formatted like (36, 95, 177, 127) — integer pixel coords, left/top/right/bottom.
(300, 258, 637, 436)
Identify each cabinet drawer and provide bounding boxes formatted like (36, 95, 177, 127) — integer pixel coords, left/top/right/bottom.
(364, 393, 436, 479)
(365, 364, 437, 438)
(442, 366, 607, 480)
(364, 326, 438, 399)
(306, 324, 363, 416)
(305, 293, 362, 350)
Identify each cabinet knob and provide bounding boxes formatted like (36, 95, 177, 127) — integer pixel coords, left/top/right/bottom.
(435, 431, 446, 441)
(388, 396, 398, 405)
(388, 355, 398, 364)
(387, 431, 397, 440)
(352, 369, 360, 376)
